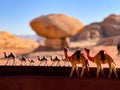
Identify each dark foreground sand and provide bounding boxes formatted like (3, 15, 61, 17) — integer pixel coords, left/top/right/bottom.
(0, 75, 120, 90)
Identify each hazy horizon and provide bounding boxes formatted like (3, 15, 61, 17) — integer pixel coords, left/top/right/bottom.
(0, 0, 120, 35)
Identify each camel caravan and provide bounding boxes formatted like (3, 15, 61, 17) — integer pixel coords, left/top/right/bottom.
(1, 47, 119, 78)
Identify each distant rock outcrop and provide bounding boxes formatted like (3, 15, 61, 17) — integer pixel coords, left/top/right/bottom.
(72, 14, 120, 42)
(97, 36, 120, 45)
(101, 14, 120, 37)
(0, 31, 39, 49)
(30, 14, 84, 49)
(71, 23, 102, 41)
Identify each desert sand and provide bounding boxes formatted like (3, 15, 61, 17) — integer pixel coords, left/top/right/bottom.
(0, 44, 120, 90)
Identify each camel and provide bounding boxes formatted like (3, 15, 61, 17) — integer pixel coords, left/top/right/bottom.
(37, 56, 48, 66)
(50, 56, 61, 66)
(63, 47, 89, 77)
(84, 48, 118, 78)
(28, 58, 35, 66)
(117, 43, 120, 55)
(3, 52, 8, 58)
(3, 52, 16, 65)
(19, 55, 27, 66)
(61, 56, 71, 67)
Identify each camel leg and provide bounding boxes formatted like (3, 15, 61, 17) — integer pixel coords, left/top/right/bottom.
(12, 58, 16, 66)
(87, 66, 89, 73)
(25, 61, 26, 66)
(5, 59, 10, 66)
(44, 61, 47, 66)
(85, 63, 90, 76)
(86, 64, 89, 72)
(40, 61, 44, 66)
(80, 65, 85, 78)
(39, 62, 41, 66)
(59, 62, 61, 67)
(86, 61, 89, 72)
(33, 63, 35, 66)
(111, 63, 118, 78)
(54, 62, 56, 66)
(96, 65, 101, 78)
(64, 61, 66, 67)
(108, 67, 112, 78)
(58, 61, 61, 66)
(56, 61, 59, 66)
(57, 61, 61, 67)
(100, 65, 106, 77)
(20, 61, 22, 66)
(14, 60, 17, 66)
(31, 63, 33, 66)
(70, 65, 75, 77)
(46, 61, 48, 66)
(108, 63, 112, 78)
(32, 62, 34, 66)
(75, 65, 79, 77)
(67, 61, 69, 66)
(63, 60, 68, 67)
(29, 63, 31, 66)
(68, 61, 71, 67)
(51, 62, 54, 66)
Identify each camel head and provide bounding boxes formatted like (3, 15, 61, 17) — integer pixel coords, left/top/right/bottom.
(84, 48, 90, 54)
(63, 47, 69, 53)
(3, 52, 8, 58)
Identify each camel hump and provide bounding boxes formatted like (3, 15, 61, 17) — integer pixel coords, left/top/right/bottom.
(117, 43, 120, 50)
(76, 50, 81, 59)
(100, 50, 105, 61)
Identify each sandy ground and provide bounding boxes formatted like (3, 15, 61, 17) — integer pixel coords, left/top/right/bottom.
(0, 45, 120, 90)
(0, 45, 120, 67)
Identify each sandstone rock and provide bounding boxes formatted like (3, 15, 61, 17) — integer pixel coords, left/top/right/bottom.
(101, 23, 120, 36)
(45, 38, 70, 49)
(97, 36, 120, 45)
(0, 31, 39, 49)
(102, 14, 120, 24)
(72, 23, 102, 41)
(30, 14, 84, 49)
(30, 14, 84, 38)
(72, 14, 120, 41)
(101, 14, 120, 37)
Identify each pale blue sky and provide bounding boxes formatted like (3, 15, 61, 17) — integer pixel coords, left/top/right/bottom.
(0, 0, 120, 35)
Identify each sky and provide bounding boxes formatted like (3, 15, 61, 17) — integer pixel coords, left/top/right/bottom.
(0, 0, 120, 35)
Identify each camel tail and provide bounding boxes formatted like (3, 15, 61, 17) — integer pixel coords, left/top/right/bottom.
(108, 54, 116, 66)
(112, 60, 116, 66)
(76, 50, 81, 59)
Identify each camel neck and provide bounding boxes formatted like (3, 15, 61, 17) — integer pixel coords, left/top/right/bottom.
(64, 51, 69, 58)
(86, 53, 94, 62)
(64, 51, 71, 60)
(3, 52, 8, 58)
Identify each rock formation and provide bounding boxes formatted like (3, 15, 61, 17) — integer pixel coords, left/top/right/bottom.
(97, 36, 120, 45)
(101, 14, 120, 37)
(72, 14, 120, 45)
(30, 14, 84, 49)
(71, 23, 102, 41)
